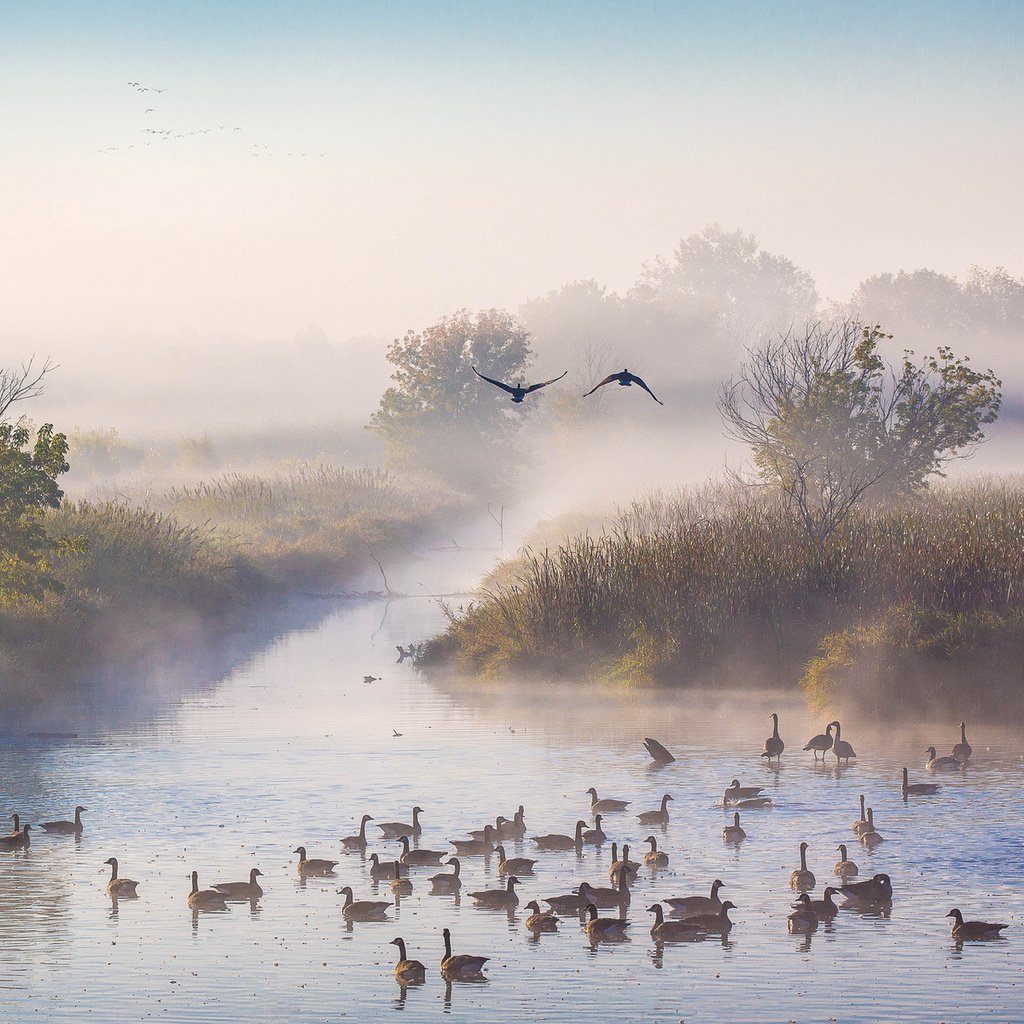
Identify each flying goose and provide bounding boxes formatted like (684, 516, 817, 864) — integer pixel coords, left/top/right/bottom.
(643, 737, 676, 764)
(0, 823, 30, 850)
(523, 901, 559, 931)
(378, 807, 423, 838)
(725, 780, 764, 801)
(104, 858, 139, 897)
(468, 875, 520, 908)
(294, 846, 338, 876)
(339, 886, 392, 920)
(902, 767, 940, 797)
(951, 722, 973, 763)
(834, 844, 858, 877)
(643, 835, 669, 867)
(187, 871, 228, 910)
(665, 879, 725, 919)
(429, 857, 462, 893)
(852, 794, 870, 834)
(41, 805, 86, 835)
(761, 713, 784, 762)
(583, 368, 663, 405)
(637, 794, 673, 826)
(790, 842, 815, 889)
(496, 845, 537, 876)
(583, 902, 631, 940)
(723, 813, 746, 842)
(450, 824, 496, 855)
(341, 814, 374, 850)
(648, 903, 704, 941)
(608, 843, 640, 884)
(859, 808, 884, 848)
(368, 853, 408, 879)
(802, 723, 834, 761)
(473, 366, 567, 403)
(390, 860, 413, 896)
(586, 788, 630, 813)
(947, 908, 1007, 941)
(389, 937, 426, 984)
(581, 814, 606, 845)
(831, 721, 856, 763)
(212, 867, 263, 900)
(531, 820, 586, 851)
(838, 873, 893, 904)
(440, 927, 488, 978)
(679, 902, 736, 935)
(926, 746, 961, 771)
(397, 836, 447, 866)
(794, 887, 839, 919)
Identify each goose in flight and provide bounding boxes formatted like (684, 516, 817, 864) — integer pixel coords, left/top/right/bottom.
(583, 369, 663, 404)
(472, 366, 567, 403)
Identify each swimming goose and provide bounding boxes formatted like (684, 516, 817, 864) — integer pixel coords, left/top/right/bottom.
(397, 836, 446, 866)
(925, 746, 961, 772)
(524, 901, 559, 931)
(378, 807, 423, 838)
(0, 823, 30, 850)
(581, 815, 606, 845)
(902, 767, 940, 797)
(834, 845, 858, 877)
(496, 845, 537, 876)
(294, 846, 338, 876)
(790, 842, 815, 889)
(104, 858, 139, 897)
(429, 858, 462, 893)
(212, 867, 263, 900)
(583, 903, 631, 940)
(339, 886, 391, 920)
(608, 843, 640, 884)
(440, 927, 489, 978)
(187, 871, 228, 910)
(637, 794, 673, 826)
(787, 903, 818, 932)
(724, 779, 764, 802)
(576, 867, 631, 909)
(794, 888, 839, 919)
(648, 903, 703, 941)
(544, 888, 591, 914)
(531, 820, 586, 851)
(643, 835, 669, 867)
(41, 805, 86, 835)
(469, 875, 520, 908)
(852, 795, 870, 834)
(761, 713, 784, 762)
(723, 813, 746, 842)
(341, 814, 374, 850)
(802, 723, 834, 761)
(681, 902, 736, 935)
(390, 860, 413, 896)
(665, 879, 725, 919)
(8, 813, 21, 836)
(831, 721, 856, 763)
(644, 737, 676, 764)
(498, 807, 526, 839)
(859, 808, 883, 848)
(951, 722, 973, 763)
(946, 908, 1007, 941)
(368, 853, 408, 879)
(838, 873, 893, 904)
(390, 937, 426, 984)
(469, 817, 508, 841)
(586, 788, 630, 813)
(450, 824, 496, 856)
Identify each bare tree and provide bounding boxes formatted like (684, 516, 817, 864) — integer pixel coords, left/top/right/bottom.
(0, 358, 55, 421)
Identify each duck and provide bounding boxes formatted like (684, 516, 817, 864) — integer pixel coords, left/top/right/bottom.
(586, 788, 630, 813)
(583, 903, 630, 940)
(761, 713, 784, 762)
(648, 903, 703, 941)
(859, 808, 884, 848)
(925, 746, 962, 772)
(790, 842, 815, 889)
(524, 901, 559, 931)
(390, 860, 413, 896)
(368, 853, 407, 879)
(212, 867, 263, 900)
(787, 903, 818, 933)
(341, 814, 374, 850)
(531, 820, 585, 851)
(339, 886, 392, 920)
(294, 846, 338, 876)
(468, 875, 520, 908)
(834, 844, 858, 877)
(838, 873, 893, 904)
(608, 843, 640, 884)
(397, 836, 446, 866)
(104, 858, 139, 897)
(0, 823, 30, 850)
(581, 815, 606, 845)
(723, 813, 746, 842)
(450, 824, 497, 856)
(946, 908, 1007, 941)
(680, 901, 735, 935)
(440, 927, 488, 978)
(643, 737, 676, 764)
(41, 805, 86, 835)
(902, 767, 940, 797)
(951, 722, 973, 763)
(498, 807, 527, 839)
(429, 858, 462, 893)
(637, 794, 673, 826)
(831, 721, 856, 763)
(377, 807, 423, 838)
(187, 871, 228, 910)
(724, 779, 764, 803)
(852, 794, 870, 834)
(643, 835, 669, 867)
(576, 867, 631, 909)
(802, 722, 834, 761)
(665, 879, 725, 919)
(794, 888, 839, 919)
(389, 937, 426, 984)
(496, 845, 536, 876)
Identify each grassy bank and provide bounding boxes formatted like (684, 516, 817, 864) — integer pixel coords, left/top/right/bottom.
(428, 479, 1024, 717)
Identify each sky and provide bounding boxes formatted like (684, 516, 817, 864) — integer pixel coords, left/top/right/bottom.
(2, 0, 1023, 346)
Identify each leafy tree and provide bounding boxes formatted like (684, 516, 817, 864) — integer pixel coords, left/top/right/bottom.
(719, 321, 1002, 543)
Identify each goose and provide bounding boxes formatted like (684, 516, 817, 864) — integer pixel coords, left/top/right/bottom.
(648, 903, 703, 941)
(581, 814, 606, 845)
(951, 722, 973, 763)
(0, 823, 30, 850)
(794, 887, 839, 919)
(389, 937, 426, 984)
(41, 805, 86, 835)
(859, 808, 884, 848)
(724, 779, 764, 802)
(429, 857, 462, 893)
(665, 879, 725, 919)
(680, 901, 736, 935)
(544, 888, 590, 914)
(925, 746, 961, 772)
(469, 817, 508, 841)
(583, 368, 663, 404)
(397, 836, 446, 866)
(852, 795, 870, 834)
(468, 875, 520, 908)
(450, 824, 496, 856)
(902, 767, 940, 797)
(339, 886, 391, 920)
(496, 845, 536, 876)
(187, 871, 228, 910)
(834, 845, 858, 877)
(294, 846, 338, 876)
(838, 873, 893, 904)
(790, 842, 815, 889)
(576, 868, 631, 909)
(104, 858, 139, 897)
(390, 860, 413, 896)
(8, 813, 21, 836)
(802, 722, 834, 761)
(583, 903, 631, 939)
(368, 853, 407, 879)
(524, 900, 559, 931)
(498, 807, 526, 839)
(531, 820, 585, 851)
(787, 903, 818, 932)
(440, 927, 488, 978)
(341, 814, 374, 850)
(723, 813, 746, 842)
(473, 366, 567, 403)
(378, 807, 423, 839)
(608, 843, 640, 884)
(946, 908, 1007, 941)
(831, 721, 856, 763)
(644, 736, 676, 764)
(730, 796, 773, 809)
(761, 713, 784, 762)
(586, 788, 630, 813)
(637, 794, 673, 825)
(212, 868, 263, 900)
(643, 835, 669, 867)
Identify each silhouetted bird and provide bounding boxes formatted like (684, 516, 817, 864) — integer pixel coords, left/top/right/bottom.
(472, 366, 567, 403)
(583, 369, 663, 404)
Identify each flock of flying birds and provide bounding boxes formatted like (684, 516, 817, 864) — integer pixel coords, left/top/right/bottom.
(473, 365, 664, 405)
(1, 714, 1006, 991)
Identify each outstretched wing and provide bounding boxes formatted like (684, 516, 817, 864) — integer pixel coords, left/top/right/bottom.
(472, 366, 517, 395)
(628, 373, 664, 405)
(582, 373, 621, 398)
(524, 370, 568, 394)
